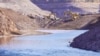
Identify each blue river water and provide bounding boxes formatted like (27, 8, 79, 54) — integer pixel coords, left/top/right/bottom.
(0, 30, 100, 56)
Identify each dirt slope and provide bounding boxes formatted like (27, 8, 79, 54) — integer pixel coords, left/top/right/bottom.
(46, 14, 100, 30)
(0, 0, 50, 16)
(0, 7, 41, 36)
(0, 8, 20, 35)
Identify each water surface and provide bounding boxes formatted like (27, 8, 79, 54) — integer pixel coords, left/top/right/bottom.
(0, 30, 99, 56)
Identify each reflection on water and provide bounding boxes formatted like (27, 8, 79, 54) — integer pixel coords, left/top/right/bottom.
(0, 36, 12, 45)
(0, 30, 100, 56)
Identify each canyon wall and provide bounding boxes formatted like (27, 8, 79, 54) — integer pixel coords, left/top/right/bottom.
(32, 0, 100, 18)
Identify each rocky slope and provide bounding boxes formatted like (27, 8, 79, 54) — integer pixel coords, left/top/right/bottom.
(45, 14, 100, 30)
(32, 0, 100, 18)
(0, 8, 20, 35)
(0, 7, 42, 36)
(1, 8, 39, 30)
(70, 16, 100, 52)
(0, 0, 50, 17)
(0, 0, 100, 31)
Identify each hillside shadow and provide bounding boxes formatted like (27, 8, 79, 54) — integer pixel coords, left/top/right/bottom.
(70, 17, 100, 52)
(81, 17, 100, 29)
(31, 0, 73, 4)
(30, 0, 85, 18)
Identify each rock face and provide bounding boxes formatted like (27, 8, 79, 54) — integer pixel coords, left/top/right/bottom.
(0, 0, 100, 30)
(32, 0, 100, 18)
(70, 17, 100, 52)
(1, 8, 39, 30)
(0, 7, 40, 36)
(0, 8, 20, 35)
(46, 14, 100, 30)
(0, 0, 50, 17)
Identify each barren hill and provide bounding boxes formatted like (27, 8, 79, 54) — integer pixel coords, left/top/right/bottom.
(0, 0, 51, 17)
(0, 0, 100, 30)
(32, 0, 100, 18)
(0, 7, 42, 35)
(0, 7, 39, 30)
(45, 14, 100, 30)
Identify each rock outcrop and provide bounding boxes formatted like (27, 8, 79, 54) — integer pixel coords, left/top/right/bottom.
(70, 16, 100, 52)
(0, 8, 20, 35)
(0, 7, 40, 36)
(0, 8, 39, 30)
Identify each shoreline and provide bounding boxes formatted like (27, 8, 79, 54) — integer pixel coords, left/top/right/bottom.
(0, 30, 51, 38)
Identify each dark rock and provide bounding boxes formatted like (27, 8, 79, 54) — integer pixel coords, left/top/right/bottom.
(70, 17, 100, 52)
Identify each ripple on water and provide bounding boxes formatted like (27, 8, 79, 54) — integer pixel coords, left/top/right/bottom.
(0, 30, 99, 56)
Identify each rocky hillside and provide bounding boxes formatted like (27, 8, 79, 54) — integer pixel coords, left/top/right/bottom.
(0, 0, 100, 31)
(45, 14, 100, 30)
(0, 7, 41, 36)
(0, 8, 20, 35)
(0, 8, 39, 30)
(32, 0, 100, 18)
(70, 16, 100, 52)
(0, 0, 50, 17)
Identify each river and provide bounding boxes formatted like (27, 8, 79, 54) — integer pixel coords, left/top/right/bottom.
(0, 30, 99, 56)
